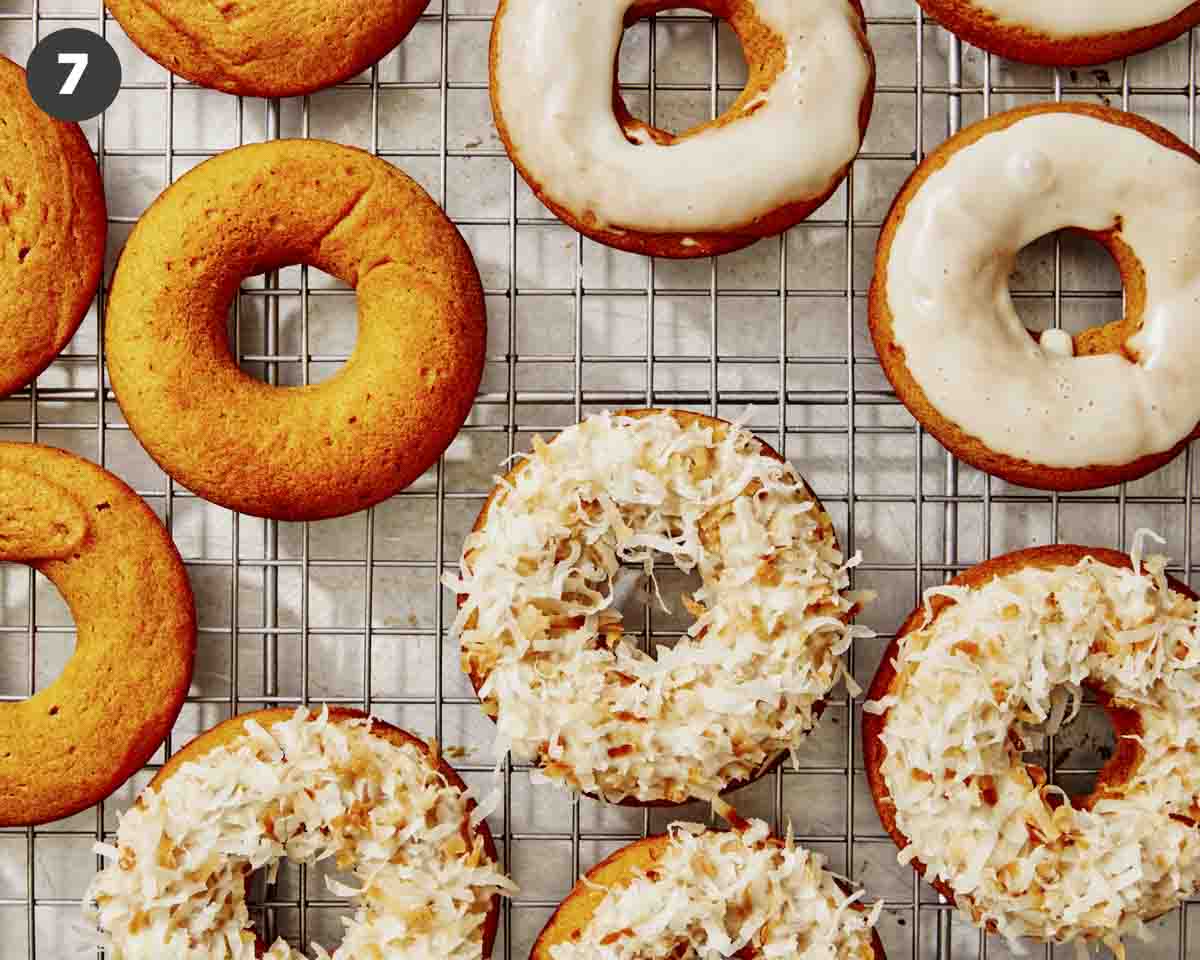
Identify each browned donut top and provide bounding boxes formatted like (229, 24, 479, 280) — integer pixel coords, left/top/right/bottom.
(0, 55, 106, 399)
(0, 442, 194, 827)
(105, 0, 431, 96)
(106, 139, 485, 521)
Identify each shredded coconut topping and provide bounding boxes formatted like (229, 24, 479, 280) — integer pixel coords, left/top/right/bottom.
(865, 543, 1200, 950)
(550, 819, 881, 959)
(84, 708, 515, 959)
(446, 411, 871, 803)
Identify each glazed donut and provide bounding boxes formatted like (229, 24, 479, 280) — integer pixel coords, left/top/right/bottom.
(534, 816, 885, 959)
(489, 0, 875, 258)
(106, 140, 485, 521)
(863, 541, 1200, 949)
(447, 409, 869, 805)
(0, 443, 195, 827)
(86, 707, 513, 960)
(870, 103, 1200, 492)
(105, 0, 431, 97)
(0, 55, 106, 398)
(918, 1, 1200, 67)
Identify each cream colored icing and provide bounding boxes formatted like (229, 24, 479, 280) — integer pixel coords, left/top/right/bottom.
(864, 539, 1200, 949)
(445, 411, 872, 804)
(965, 1, 1193, 38)
(491, 0, 871, 233)
(885, 110, 1200, 469)
(549, 820, 881, 960)
(85, 709, 514, 960)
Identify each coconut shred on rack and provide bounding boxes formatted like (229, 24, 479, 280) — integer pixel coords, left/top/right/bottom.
(446, 410, 873, 804)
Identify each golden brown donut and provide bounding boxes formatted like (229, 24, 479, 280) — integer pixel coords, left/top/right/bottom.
(451, 408, 861, 806)
(92, 707, 503, 959)
(870, 102, 1200, 492)
(106, 139, 485, 522)
(489, 0, 876, 258)
(918, 0, 1200, 67)
(863, 544, 1200, 947)
(0, 443, 195, 827)
(0, 55, 106, 398)
(533, 826, 887, 959)
(105, 0, 431, 97)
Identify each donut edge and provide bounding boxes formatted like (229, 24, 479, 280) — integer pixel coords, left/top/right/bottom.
(103, 0, 433, 98)
(152, 706, 503, 959)
(530, 831, 889, 959)
(457, 408, 844, 808)
(861, 543, 1199, 931)
(488, 0, 877, 259)
(916, 0, 1200, 67)
(869, 100, 1200, 493)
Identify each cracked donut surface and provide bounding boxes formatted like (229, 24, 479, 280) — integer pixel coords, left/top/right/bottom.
(448, 409, 871, 805)
(105, 139, 486, 521)
(864, 541, 1200, 951)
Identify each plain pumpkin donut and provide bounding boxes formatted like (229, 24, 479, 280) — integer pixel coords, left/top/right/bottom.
(918, 0, 1200, 67)
(489, 0, 875, 258)
(863, 542, 1200, 950)
(87, 707, 511, 959)
(0, 55, 106, 398)
(533, 818, 886, 959)
(105, 0, 432, 97)
(0, 443, 195, 827)
(106, 139, 486, 522)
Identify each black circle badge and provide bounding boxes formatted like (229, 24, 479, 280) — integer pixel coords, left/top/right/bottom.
(26, 28, 121, 122)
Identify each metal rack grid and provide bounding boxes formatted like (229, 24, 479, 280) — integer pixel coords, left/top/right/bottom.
(0, 0, 1197, 958)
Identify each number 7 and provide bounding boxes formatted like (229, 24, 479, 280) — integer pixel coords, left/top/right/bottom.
(58, 52, 88, 96)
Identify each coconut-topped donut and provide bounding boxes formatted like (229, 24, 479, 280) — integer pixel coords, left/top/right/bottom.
(490, 0, 875, 257)
(863, 541, 1200, 950)
(918, 1, 1200, 67)
(534, 816, 885, 959)
(870, 103, 1200, 491)
(86, 707, 514, 960)
(447, 409, 870, 805)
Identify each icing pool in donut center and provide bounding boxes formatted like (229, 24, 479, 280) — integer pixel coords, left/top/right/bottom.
(227, 266, 358, 388)
(614, 7, 750, 139)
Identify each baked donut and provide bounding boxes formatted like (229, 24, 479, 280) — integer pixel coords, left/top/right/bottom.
(0, 55, 106, 398)
(447, 409, 870, 805)
(86, 707, 513, 959)
(105, 0, 431, 97)
(870, 102, 1200, 492)
(918, 1, 1200, 67)
(863, 541, 1200, 950)
(0, 443, 195, 827)
(489, 0, 875, 258)
(106, 139, 485, 521)
(534, 815, 885, 959)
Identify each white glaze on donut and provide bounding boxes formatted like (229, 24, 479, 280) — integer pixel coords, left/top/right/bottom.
(865, 542, 1200, 947)
(885, 110, 1200, 469)
(491, 0, 871, 233)
(960, 1, 1193, 38)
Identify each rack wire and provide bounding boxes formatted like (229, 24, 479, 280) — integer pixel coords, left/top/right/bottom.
(0, 1, 1196, 957)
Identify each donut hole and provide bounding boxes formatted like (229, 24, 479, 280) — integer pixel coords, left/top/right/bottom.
(0, 564, 74, 700)
(1011, 228, 1141, 361)
(1014, 686, 1123, 807)
(232, 266, 357, 387)
(614, 3, 761, 142)
(610, 560, 704, 653)
(241, 860, 355, 955)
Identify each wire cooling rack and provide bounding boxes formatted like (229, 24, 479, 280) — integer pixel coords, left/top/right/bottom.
(1, 1, 1198, 958)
